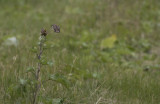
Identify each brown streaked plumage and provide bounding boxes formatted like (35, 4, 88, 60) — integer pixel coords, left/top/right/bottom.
(51, 24, 60, 33)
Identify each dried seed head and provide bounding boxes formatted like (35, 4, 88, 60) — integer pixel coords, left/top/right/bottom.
(41, 28, 47, 36)
(51, 24, 60, 33)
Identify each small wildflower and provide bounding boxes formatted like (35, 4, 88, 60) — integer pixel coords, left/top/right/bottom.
(41, 28, 47, 36)
(51, 24, 60, 33)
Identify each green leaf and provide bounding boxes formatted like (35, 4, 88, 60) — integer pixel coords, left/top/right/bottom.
(40, 59, 54, 66)
(31, 46, 38, 53)
(100, 35, 117, 49)
(49, 74, 69, 89)
(40, 59, 48, 65)
(47, 61, 54, 67)
(26, 66, 35, 73)
(52, 98, 64, 104)
(19, 79, 27, 86)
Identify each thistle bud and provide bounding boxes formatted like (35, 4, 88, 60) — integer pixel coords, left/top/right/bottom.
(41, 28, 47, 36)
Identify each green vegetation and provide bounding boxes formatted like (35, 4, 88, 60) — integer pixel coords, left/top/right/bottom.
(0, 0, 160, 104)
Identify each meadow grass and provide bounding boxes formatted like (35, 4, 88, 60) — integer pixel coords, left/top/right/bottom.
(0, 0, 160, 104)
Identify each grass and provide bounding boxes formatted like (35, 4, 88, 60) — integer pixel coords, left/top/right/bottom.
(0, 0, 160, 104)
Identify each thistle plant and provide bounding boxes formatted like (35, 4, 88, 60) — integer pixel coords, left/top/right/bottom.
(32, 28, 47, 104)
(25, 25, 67, 104)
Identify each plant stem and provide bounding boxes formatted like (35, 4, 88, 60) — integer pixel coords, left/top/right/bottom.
(32, 36, 45, 104)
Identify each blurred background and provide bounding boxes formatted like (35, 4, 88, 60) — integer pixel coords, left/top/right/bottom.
(0, 0, 160, 104)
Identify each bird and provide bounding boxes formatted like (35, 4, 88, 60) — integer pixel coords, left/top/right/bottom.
(51, 24, 60, 33)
